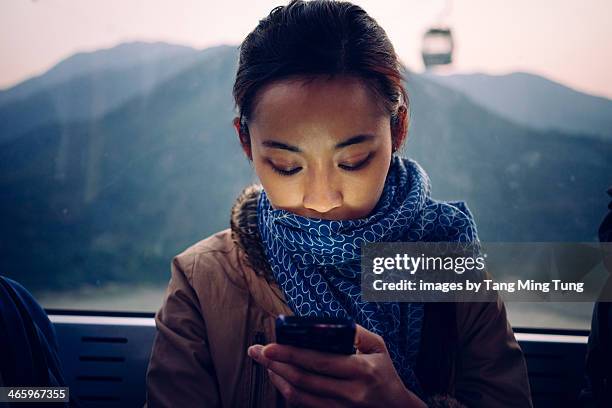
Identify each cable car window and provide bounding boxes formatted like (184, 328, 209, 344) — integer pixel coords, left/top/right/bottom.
(1, 0, 610, 335)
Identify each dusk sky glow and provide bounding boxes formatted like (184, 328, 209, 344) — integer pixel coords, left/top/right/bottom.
(1, 0, 610, 99)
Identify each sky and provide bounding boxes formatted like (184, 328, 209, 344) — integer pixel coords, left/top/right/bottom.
(1, 0, 611, 99)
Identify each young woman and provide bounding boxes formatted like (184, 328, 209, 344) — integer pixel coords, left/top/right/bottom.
(145, 1, 533, 407)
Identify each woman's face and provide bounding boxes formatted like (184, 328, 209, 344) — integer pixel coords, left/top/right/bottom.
(235, 75, 395, 221)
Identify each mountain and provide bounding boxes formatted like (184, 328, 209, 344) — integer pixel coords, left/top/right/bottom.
(423, 71, 612, 139)
(403, 72, 610, 243)
(0, 45, 610, 291)
(0, 44, 251, 290)
(0, 42, 199, 107)
(0, 42, 229, 145)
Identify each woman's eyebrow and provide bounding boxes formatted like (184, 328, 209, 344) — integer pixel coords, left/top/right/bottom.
(261, 134, 375, 152)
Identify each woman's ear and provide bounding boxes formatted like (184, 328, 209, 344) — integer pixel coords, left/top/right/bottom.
(233, 116, 253, 161)
(391, 105, 408, 152)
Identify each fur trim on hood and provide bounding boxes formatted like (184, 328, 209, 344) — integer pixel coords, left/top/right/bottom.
(230, 183, 275, 282)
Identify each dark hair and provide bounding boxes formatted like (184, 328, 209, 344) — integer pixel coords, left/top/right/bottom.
(232, 0, 409, 153)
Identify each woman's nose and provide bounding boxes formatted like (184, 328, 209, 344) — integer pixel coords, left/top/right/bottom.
(302, 169, 342, 215)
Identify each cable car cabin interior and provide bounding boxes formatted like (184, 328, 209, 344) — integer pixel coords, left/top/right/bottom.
(2, 1, 612, 407)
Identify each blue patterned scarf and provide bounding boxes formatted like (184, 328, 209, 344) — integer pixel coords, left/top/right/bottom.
(257, 154, 479, 397)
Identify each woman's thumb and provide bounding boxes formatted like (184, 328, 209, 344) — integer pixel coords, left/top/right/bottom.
(354, 324, 387, 354)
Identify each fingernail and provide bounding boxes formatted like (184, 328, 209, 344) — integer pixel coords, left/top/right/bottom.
(248, 344, 263, 359)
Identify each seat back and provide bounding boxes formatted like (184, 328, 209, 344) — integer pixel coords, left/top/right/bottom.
(50, 314, 588, 408)
(519, 332, 588, 407)
(50, 314, 156, 408)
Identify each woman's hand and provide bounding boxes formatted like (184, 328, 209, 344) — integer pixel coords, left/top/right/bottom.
(247, 324, 427, 408)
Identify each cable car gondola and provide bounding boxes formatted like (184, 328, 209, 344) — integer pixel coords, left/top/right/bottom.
(421, 26, 454, 69)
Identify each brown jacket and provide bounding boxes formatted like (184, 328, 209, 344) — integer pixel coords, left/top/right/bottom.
(145, 184, 533, 407)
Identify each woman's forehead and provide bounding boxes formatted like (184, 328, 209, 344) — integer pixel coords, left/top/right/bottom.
(250, 76, 388, 141)
(251, 75, 387, 122)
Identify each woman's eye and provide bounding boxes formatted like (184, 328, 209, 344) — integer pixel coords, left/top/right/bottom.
(268, 153, 373, 176)
(339, 153, 373, 171)
(270, 164, 302, 176)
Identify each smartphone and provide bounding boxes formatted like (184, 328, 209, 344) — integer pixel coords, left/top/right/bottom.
(275, 314, 356, 355)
